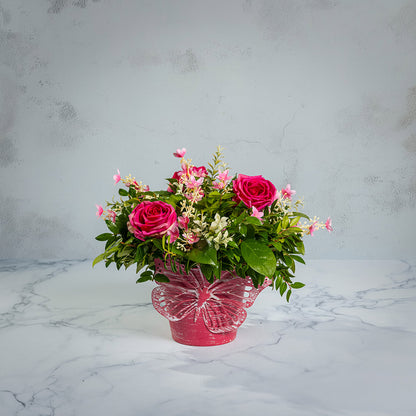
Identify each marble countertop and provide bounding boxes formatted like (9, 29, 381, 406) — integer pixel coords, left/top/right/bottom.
(0, 259, 415, 416)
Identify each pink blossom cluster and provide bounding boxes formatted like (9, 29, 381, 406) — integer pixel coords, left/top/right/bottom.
(96, 204, 116, 223)
(213, 169, 232, 190)
(96, 146, 333, 251)
(169, 162, 208, 203)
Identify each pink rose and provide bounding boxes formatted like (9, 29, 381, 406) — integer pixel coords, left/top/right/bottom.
(128, 201, 177, 241)
(232, 174, 277, 210)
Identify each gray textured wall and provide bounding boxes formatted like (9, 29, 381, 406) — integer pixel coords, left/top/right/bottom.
(0, 0, 415, 260)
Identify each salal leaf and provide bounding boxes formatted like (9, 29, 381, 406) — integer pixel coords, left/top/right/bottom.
(241, 239, 276, 277)
(292, 212, 310, 220)
(188, 245, 218, 266)
(95, 233, 113, 241)
(291, 255, 305, 264)
(136, 275, 152, 283)
(92, 253, 105, 267)
(154, 273, 170, 282)
(291, 282, 305, 289)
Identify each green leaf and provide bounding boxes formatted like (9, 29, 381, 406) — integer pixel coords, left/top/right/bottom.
(134, 245, 144, 262)
(106, 221, 118, 234)
(92, 253, 105, 267)
(279, 282, 287, 296)
(118, 188, 129, 196)
(292, 212, 310, 220)
(199, 263, 214, 282)
(286, 289, 292, 302)
(136, 263, 146, 274)
(188, 245, 218, 266)
(290, 217, 301, 227)
(105, 237, 116, 250)
(287, 227, 303, 234)
(282, 216, 289, 229)
(140, 270, 153, 278)
(272, 241, 282, 251)
(244, 216, 262, 226)
(207, 191, 221, 198)
(291, 255, 305, 264)
(291, 282, 305, 289)
(275, 275, 283, 290)
(241, 239, 276, 277)
(154, 273, 170, 282)
(239, 224, 247, 237)
(246, 224, 255, 239)
(95, 233, 113, 241)
(296, 241, 305, 255)
(152, 239, 163, 250)
(136, 274, 152, 283)
(104, 246, 119, 256)
(213, 262, 222, 280)
(283, 256, 293, 267)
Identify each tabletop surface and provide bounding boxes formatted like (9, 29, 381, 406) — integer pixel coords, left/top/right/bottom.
(0, 259, 415, 416)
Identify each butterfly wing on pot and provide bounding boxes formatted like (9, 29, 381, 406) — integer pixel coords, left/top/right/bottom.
(152, 258, 271, 333)
(152, 258, 207, 322)
(202, 275, 271, 333)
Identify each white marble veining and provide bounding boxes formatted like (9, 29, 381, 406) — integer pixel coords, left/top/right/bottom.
(0, 259, 415, 416)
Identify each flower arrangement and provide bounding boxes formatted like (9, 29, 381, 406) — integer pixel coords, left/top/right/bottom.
(94, 146, 332, 302)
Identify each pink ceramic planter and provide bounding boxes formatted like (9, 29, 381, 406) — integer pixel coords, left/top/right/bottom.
(152, 258, 271, 346)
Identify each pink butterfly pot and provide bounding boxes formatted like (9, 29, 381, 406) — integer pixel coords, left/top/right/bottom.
(152, 258, 271, 346)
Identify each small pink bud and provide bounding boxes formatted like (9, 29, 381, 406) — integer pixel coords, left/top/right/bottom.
(282, 184, 296, 200)
(213, 181, 225, 190)
(167, 225, 179, 243)
(185, 232, 199, 245)
(218, 169, 231, 182)
(178, 215, 189, 230)
(325, 217, 333, 232)
(113, 169, 121, 184)
(309, 221, 317, 236)
(96, 204, 103, 217)
(173, 148, 186, 158)
(251, 206, 264, 222)
(108, 209, 116, 223)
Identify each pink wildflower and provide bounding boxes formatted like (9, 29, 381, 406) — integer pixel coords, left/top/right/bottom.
(167, 225, 180, 243)
(191, 166, 208, 178)
(185, 188, 204, 202)
(213, 181, 225, 190)
(108, 209, 116, 223)
(218, 169, 231, 182)
(113, 169, 121, 184)
(185, 232, 199, 245)
(309, 221, 317, 236)
(251, 206, 264, 222)
(173, 148, 186, 158)
(186, 175, 204, 189)
(282, 184, 296, 200)
(178, 215, 189, 230)
(325, 217, 333, 232)
(96, 204, 103, 217)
